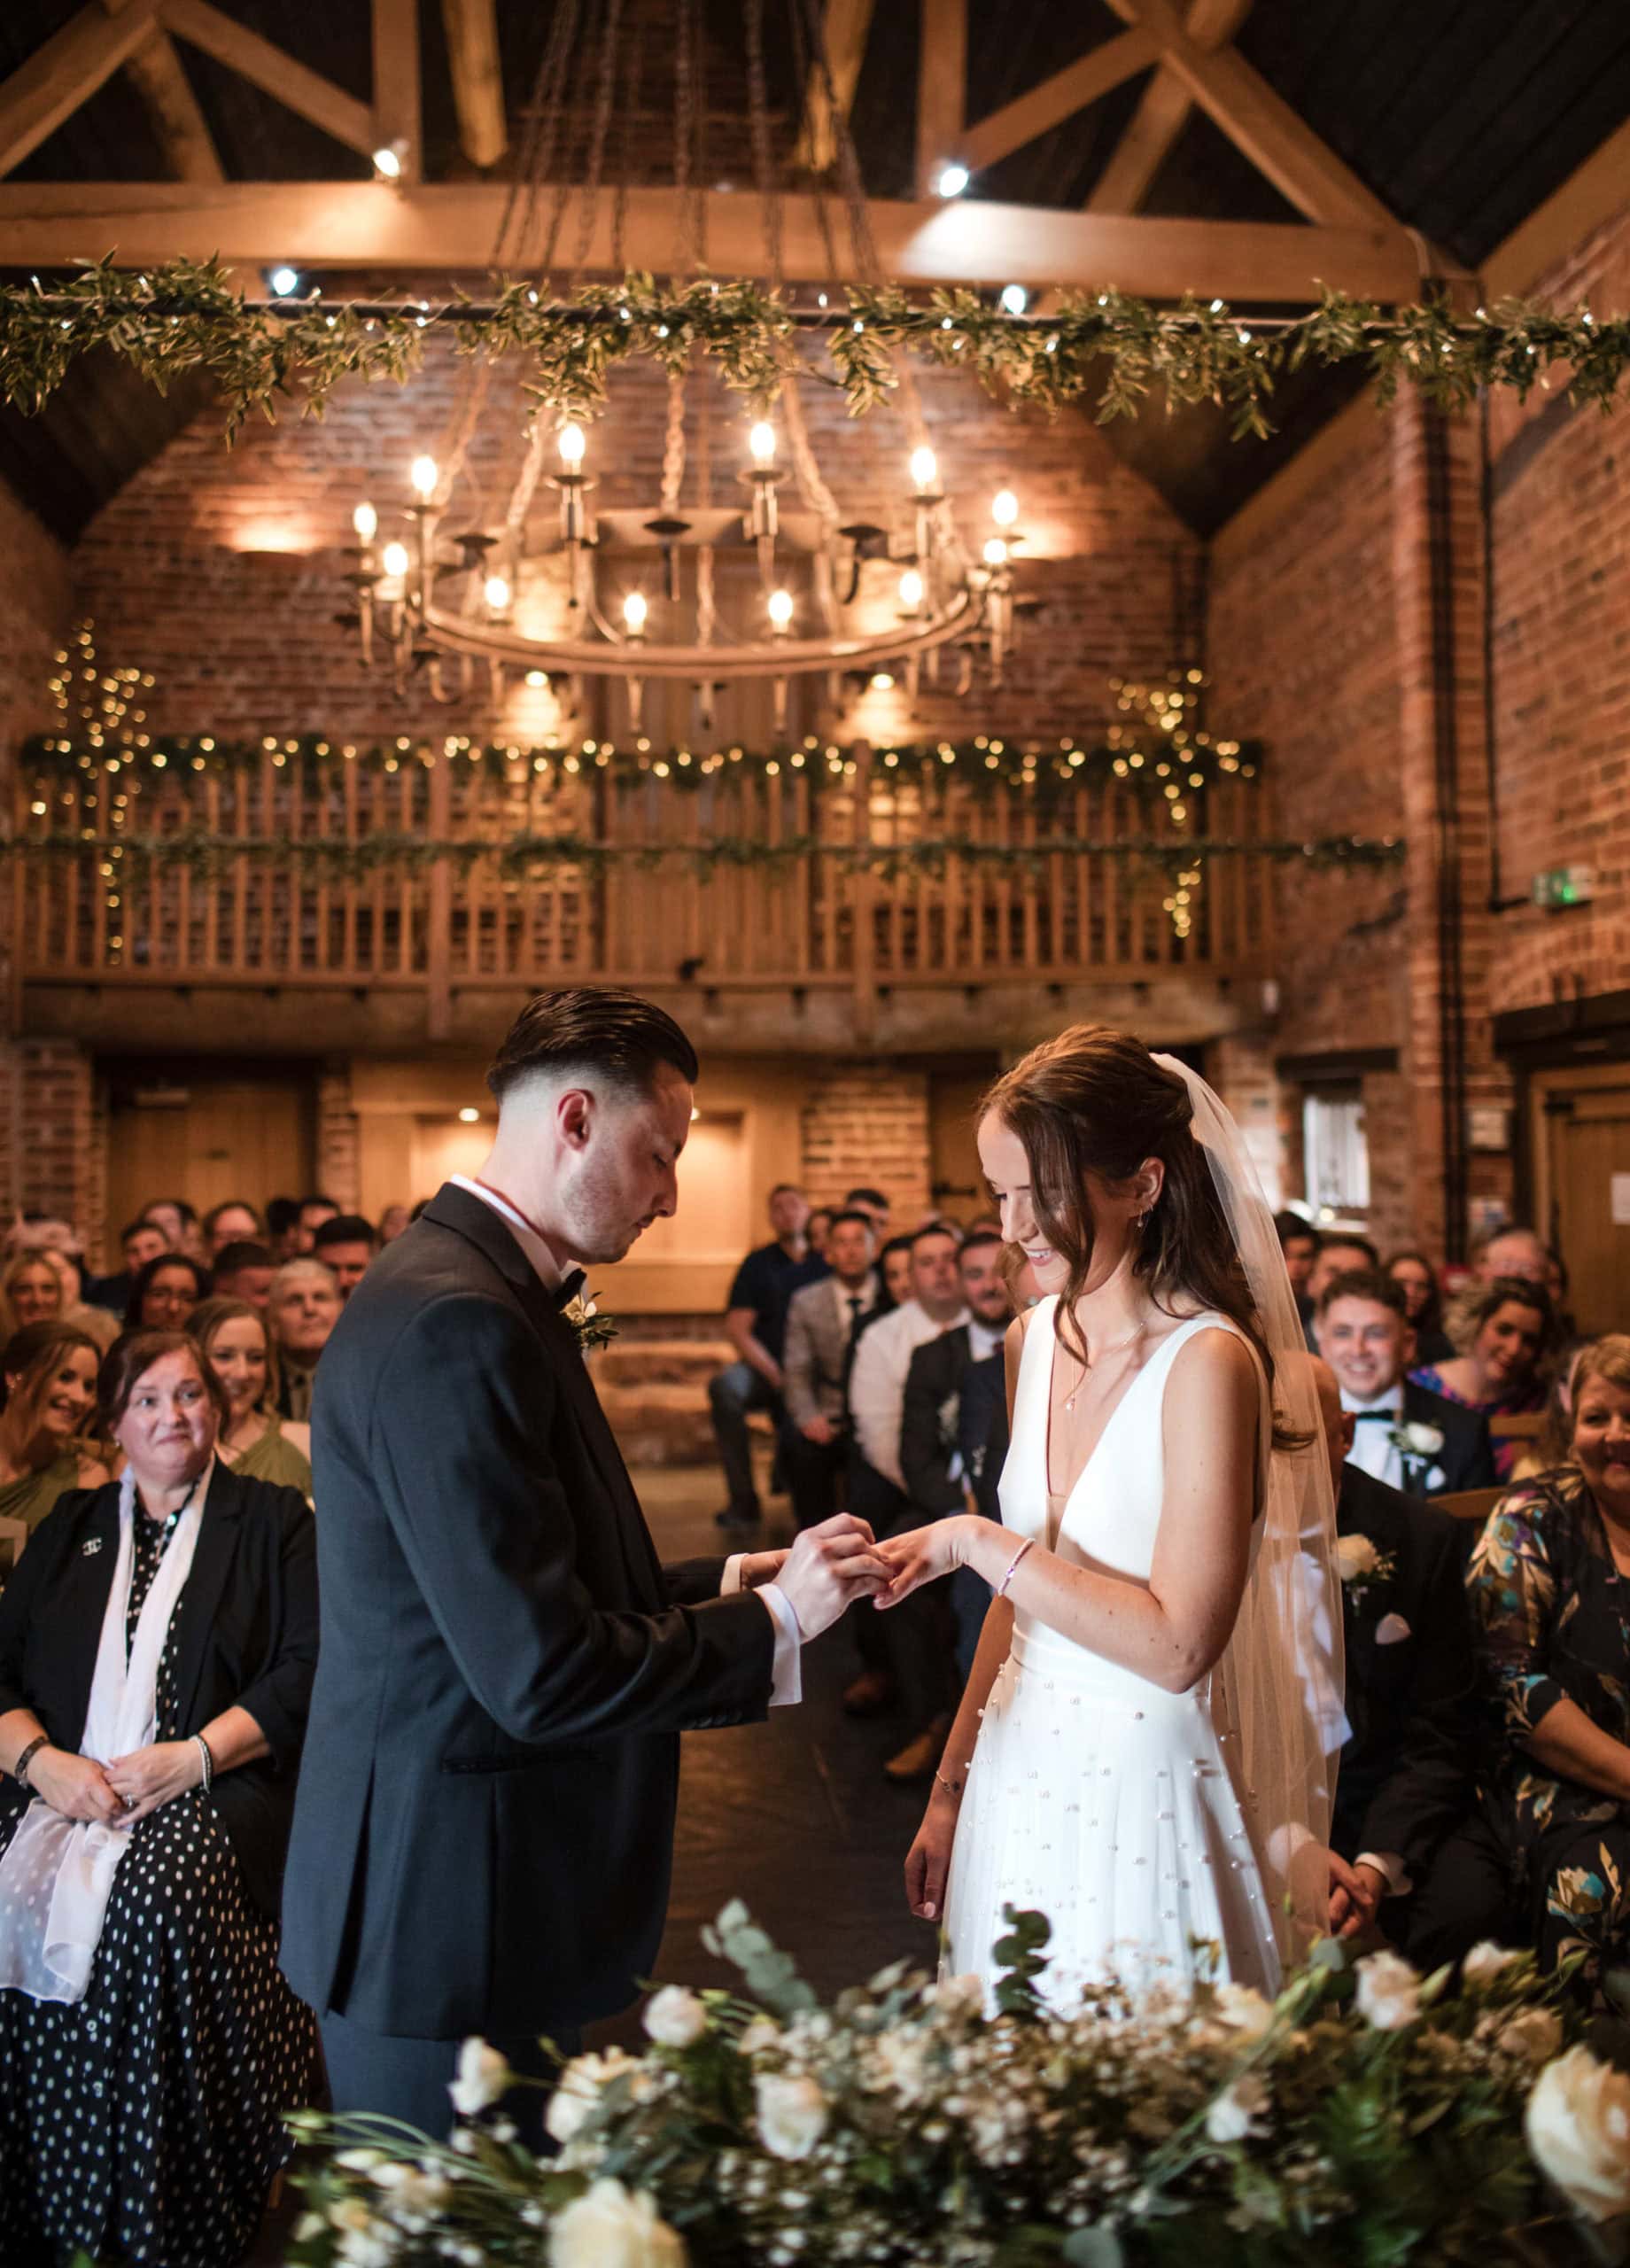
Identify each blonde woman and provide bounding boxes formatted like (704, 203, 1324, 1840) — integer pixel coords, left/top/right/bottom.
(39, 1247, 121, 1354)
(0, 1322, 110, 1542)
(187, 1297, 313, 1495)
(0, 1252, 64, 1345)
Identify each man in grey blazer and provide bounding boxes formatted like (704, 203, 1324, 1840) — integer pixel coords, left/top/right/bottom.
(281, 990, 886, 2137)
(780, 1208, 883, 1531)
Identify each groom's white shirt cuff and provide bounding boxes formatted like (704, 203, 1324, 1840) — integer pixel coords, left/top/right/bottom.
(721, 1558, 802, 1706)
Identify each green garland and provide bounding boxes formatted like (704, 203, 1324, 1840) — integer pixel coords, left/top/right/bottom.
(0, 261, 1623, 438)
(12, 828, 1402, 882)
(21, 727, 1262, 801)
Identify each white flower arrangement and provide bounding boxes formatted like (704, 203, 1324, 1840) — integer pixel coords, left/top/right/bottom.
(287, 1906, 1620, 2267)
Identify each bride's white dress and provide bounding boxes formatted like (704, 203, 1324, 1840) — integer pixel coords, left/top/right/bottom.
(943, 1300, 1281, 2008)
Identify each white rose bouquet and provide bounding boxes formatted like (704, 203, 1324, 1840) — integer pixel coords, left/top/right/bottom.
(287, 1907, 1615, 2266)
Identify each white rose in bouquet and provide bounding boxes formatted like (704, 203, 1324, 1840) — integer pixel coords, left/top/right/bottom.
(1334, 1533, 1379, 1583)
(756, 2070, 829, 2160)
(738, 2015, 783, 2057)
(448, 2038, 509, 2117)
(1204, 2071, 1270, 2145)
(1525, 2046, 1630, 2223)
(643, 1985, 708, 2049)
(547, 2048, 646, 2145)
(549, 2178, 687, 2268)
(1213, 1983, 1276, 2040)
(1461, 1941, 1519, 1988)
(1354, 1951, 1421, 2031)
(927, 1973, 986, 2020)
(1496, 2009, 1564, 2065)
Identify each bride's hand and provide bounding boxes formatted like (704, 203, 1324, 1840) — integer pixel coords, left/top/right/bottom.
(874, 1515, 990, 1608)
(904, 1783, 959, 1922)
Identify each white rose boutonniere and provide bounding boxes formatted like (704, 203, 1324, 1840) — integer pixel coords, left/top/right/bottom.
(1389, 1418, 1445, 1488)
(563, 1291, 618, 1354)
(1334, 1530, 1397, 1603)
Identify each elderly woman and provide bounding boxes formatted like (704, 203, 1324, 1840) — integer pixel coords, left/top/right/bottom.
(267, 1257, 341, 1425)
(0, 1329, 320, 2264)
(0, 1324, 109, 1550)
(0, 1254, 64, 1346)
(187, 1297, 313, 1495)
(1457, 1334, 1630, 2002)
(123, 1253, 211, 1334)
(1409, 1274, 1557, 1483)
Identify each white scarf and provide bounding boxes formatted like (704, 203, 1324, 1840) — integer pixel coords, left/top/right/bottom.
(0, 1461, 208, 2003)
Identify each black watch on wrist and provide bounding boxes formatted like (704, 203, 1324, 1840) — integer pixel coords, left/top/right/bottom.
(13, 1735, 50, 1789)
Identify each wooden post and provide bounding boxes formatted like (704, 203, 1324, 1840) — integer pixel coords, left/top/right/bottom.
(916, 0, 966, 197)
(850, 741, 876, 1046)
(426, 750, 453, 1041)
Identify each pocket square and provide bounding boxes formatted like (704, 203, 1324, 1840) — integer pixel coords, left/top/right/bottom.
(1374, 1612, 1411, 1646)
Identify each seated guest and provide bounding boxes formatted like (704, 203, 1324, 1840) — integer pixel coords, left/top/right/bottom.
(1274, 1210, 1320, 1336)
(890, 1232, 1012, 1781)
(265, 1196, 304, 1262)
(1386, 1247, 1455, 1366)
(0, 1252, 65, 1341)
(83, 1218, 169, 1317)
(0, 1328, 321, 2262)
(1512, 1340, 1593, 1485)
(1320, 1270, 1494, 1498)
(268, 1257, 341, 1423)
(37, 1247, 120, 1354)
(1447, 1335, 1630, 2002)
(0, 1324, 109, 1549)
(188, 1297, 314, 1495)
(709, 1184, 821, 1533)
(295, 1194, 341, 1254)
(1413, 1276, 1557, 1483)
(378, 1203, 411, 1246)
(1307, 1361, 1479, 1951)
(780, 1209, 882, 1532)
(1473, 1223, 1548, 1285)
(803, 1206, 833, 1262)
(845, 1186, 892, 1239)
(877, 1233, 915, 1309)
(211, 1238, 276, 1311)
(311, 1211, 379, 1305)
(202, 1199, 263, 1260)
(123, 1252, 211, 1333)
(142, 1196, 205, 1262)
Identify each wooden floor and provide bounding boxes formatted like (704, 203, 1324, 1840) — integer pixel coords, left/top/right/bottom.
(251, 1462, 933, 2261)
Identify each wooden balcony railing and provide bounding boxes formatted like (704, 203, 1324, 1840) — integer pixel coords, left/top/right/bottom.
(15, 745, 1274, 1036)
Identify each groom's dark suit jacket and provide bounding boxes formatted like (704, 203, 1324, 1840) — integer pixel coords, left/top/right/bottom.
(280, 1183, 776, 2040)
(1331, 1462, 1478, 1885)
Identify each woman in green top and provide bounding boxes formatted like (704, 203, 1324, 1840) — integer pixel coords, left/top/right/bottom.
(0, 1321, 110, 1559)
(188, 1297, 314, 1496)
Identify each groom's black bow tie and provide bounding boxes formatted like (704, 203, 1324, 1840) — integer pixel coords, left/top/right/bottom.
(1353, 1409, 1401, 1423)
(552, 1268, 587, 1311)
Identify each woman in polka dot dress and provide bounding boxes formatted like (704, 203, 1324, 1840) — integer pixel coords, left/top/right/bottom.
(0, 1328, 321, 2264)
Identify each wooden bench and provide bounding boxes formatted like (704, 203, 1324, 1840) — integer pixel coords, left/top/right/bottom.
(1433, 1487, 1505, 1524)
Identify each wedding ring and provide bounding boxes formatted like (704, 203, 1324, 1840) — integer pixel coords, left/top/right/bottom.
(122, 1795, 136, 1811)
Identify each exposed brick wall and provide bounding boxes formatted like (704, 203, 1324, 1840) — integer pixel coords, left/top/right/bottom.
(0, 1038, 97, 1234)
(1205, 1031, 1285, 1212)
(800, 1065, 933, 1221)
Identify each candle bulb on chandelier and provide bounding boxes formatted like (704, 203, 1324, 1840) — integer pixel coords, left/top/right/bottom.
(410, 454, 439, 501)
(767, 588, 794, 635)
(897, 569, 924, 615)
(983, 536, 1009, 567)
(623, 589, 648, 637)
(557, 423, 586, 467)
(991, 488, 1019, 530)
(910, 447, 937, 495)
(484, 574, 510, 614)
(353, 501, 378, 543)
(749, 422, 777, 467)
(381, 540, 410, 581)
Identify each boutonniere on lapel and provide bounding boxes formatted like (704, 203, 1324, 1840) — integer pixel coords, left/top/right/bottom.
(1335, 1530, 1398, 1606)
(563, 1292, 618, 1355)
(1388, 1418, 1446, 1490)
(936, 1390, 961, 1450)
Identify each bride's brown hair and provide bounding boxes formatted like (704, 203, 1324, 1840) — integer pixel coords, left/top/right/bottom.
(983, 1024, 1301, 1451)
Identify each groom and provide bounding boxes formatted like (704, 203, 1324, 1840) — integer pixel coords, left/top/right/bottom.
(281, 988, 885, 2132)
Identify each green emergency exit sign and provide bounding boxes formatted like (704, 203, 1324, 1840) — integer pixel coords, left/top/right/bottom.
(1532, 865, 1595, 909)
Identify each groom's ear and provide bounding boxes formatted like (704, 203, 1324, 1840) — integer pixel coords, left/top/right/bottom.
(555, 1085, 595, 1151)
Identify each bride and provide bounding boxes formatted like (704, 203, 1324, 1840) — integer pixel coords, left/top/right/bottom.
(878, 1025, 1342, 2007)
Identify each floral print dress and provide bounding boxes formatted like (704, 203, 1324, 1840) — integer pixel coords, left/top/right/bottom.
(1466, 1467, 1630, 1997)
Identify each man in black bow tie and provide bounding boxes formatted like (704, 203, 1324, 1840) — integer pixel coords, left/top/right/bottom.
(1318, 1270, 1494, 1499)
(1309, 1360, 1481, 1947)
(282, 989, 888, 2137)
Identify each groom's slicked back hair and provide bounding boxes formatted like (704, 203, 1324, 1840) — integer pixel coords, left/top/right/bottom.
(486, 986, 700, 1106)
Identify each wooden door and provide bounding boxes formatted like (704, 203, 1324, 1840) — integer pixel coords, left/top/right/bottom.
(1534, 1066, 1630, 1335)
(929, 1058, 1000, 1214)
(105, 1069, 315, 1249)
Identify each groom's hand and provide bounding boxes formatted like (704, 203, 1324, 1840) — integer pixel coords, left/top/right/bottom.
(774, 1514, 890, 1641)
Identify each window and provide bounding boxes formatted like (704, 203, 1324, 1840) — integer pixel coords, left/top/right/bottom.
(1302, 1087, 1369, 1221)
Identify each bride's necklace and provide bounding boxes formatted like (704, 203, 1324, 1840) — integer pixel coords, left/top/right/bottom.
(1061, 1321, 1148, 1411)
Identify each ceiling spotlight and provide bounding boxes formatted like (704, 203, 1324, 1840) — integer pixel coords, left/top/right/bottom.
(524, 668, 548, 688)
(870, 671, 895, 691)
(268, 266, 300, 298)
(935, 163, 970, 198)
(372, 142, 405, 181)
(999, 284, 1028, 315)
(458, 1107, 481, 1123)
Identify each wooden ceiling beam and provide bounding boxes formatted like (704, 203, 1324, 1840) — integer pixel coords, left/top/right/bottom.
(0, 181, 1424, 301)
(916, 0, 967, 197)
(795, 0, 877, 174)
(0, 0, 161, 180)
(162, 0, 376, 158)
(439, 0, 506, 171)
(371, 0, 421, 183)
(1105, 0, 1401, 232)
(122, 27, 225, 183)
(959, 28, 1158, 175)
(1089, 0, 1253, 216)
